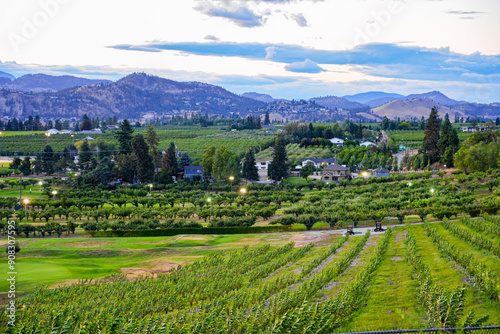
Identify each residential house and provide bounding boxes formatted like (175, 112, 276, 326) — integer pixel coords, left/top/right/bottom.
(255, 158, 272, 170)
(371, 166, 391, 177)
(459, 126, 489, 132)
(329, 137, 344, 146)
(184, 166, 203, 180)
(301, 158, 339, 169)
(321, 164, 351, 183)
(360, 140, 376, 148)
(46, 129, 60, 135)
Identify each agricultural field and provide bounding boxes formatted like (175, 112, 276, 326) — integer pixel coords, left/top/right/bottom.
(0, 128, 276, 163)
(388, 130, 471, 148)
(257, 143, 334, 166)
(1, 216, 499, 332)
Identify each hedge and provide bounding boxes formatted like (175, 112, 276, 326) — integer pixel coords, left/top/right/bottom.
(88, 225, 292, 237)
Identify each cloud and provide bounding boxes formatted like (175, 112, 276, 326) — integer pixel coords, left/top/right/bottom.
(285, 59, 325, 73)
(291, 13, 308, 27)
(265, 46, 277, 59)
(204, 35, 219, 41)
(195, 4, 263, 27)
(447, 10, 484, 15)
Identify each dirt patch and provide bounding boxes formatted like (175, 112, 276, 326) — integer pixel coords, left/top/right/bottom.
(461, 275, 475, 285)
(59, 241, 114, 248)
(289, 231, 342, 247)
(80, 249, 115, 257)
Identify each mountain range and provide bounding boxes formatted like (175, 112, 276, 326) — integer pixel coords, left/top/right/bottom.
(0, 71, 498, 122)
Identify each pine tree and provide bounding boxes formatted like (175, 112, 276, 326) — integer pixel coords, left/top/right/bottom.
(79, 139, 92, 165)
(132, 134, 154, 183)
(178, 152, 193, 170)
(423, 107, 441, 163)
(162, 142, 178, 175)
(268, 134, 288, 182)
(115, 119, 134, 154)
(438, 114, 459, 166)
(264, 111, 270, 125)
(145, 126, 160, 180)
(80, 114, 92, 131)
(242, 149, 259, 181)
(19, 157, 31, 176)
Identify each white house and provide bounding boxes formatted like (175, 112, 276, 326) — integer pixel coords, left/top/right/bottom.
(459, 126, 489, 132)
(360, 141, 376, 148)
(301, 158, 339, 169)
(80, 129, 103, 134)
(255, 158, 272, 170)
(329, 137, 344, 146)
(46, 129, 60, 135)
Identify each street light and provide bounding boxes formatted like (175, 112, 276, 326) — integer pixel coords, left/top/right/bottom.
(148, 184, 153, 196)
(38, 181, 43, 192)
(23, 198, 29, 221)
(229, 176, 234, 192)
(45, 132, 51, 144)
(240, 188, 247, 201)
(361, 171, 368, 178)
(52, 190, 57, 201)
(207, 198, 212, 218)
(430, 188, 435, 197)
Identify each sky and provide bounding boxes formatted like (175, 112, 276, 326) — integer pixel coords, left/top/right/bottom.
(0, 0, 499, 103)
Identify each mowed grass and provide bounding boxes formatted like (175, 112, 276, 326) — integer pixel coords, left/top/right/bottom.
(411, 224, 500, 325)
(340, 229, 424, 331)
(0, 232, 313, 292)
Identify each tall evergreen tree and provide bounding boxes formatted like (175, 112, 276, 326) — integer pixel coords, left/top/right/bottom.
(242, 149, 259, 181)
(178, 152, 193, 170)
(132, 134, 154, 183)
(79, 140, 92, 166)
(80, 114, 92, 131)
(42, 145, 55, 175)
(162, 142, 178, 175)
(422, 107, 441, 163)
(115, 119, 134, 154)
(145, 126, 160, 180)
(268, 134, 288, 182)
(264, 111, 270, 125)
(19, 157, 31, 176)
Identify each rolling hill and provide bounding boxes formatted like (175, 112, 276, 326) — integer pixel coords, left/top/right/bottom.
(369, 98, 468, 120)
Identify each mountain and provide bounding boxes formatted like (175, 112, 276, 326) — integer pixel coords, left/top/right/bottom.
(343, 91, 403, 104)
(242, 92, 276, 103)
(0, 74, 110, 92)
(310, 95, 367, 110)
(0, 73, 265, 119)
(369, 98, 468, 120)
(404, 91, 461, 106)
(0, 71, 15, 80)
(364, 96, 403, 108)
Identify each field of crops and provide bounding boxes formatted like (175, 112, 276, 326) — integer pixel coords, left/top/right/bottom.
(0, 128, 276, 163)
(2, 215, 499, 333)
(388, 130, 471, 148)
(257, 143, 334, 166)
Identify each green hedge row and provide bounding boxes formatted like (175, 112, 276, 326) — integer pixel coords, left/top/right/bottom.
(88, 225, 292, 237)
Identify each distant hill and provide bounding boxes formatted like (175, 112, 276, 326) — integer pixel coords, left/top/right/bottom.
(310, 95, 367, 110)
(369, 98, 468, 120)
(343, 91, 403, 104)
(404, 91, 461, 106)
(0, 73, 265, 119)
(242, 92, 276, 103)
(0, 71, 15, 80)
(0, 74, 111, 92)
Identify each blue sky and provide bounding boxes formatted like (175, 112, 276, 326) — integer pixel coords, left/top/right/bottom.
(0, 0, 499, 102)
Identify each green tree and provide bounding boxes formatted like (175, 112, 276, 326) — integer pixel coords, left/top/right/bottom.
(79, 139, 92, 166)
(132, 134, 154, 183)
(423, 107, 441, 163)
(19, 157, 31, 176)
(268, 134, 288, 182)
(117, 154, 136, 183)
(264, 111, 270, 125)
(300, 161, 315, 179)
(115, 119, 134, 154)
(42, 145, 55, 175)
(9, 157, 21, 174)
(212, 146, 240, 181)
(242, 149, 259, 181)
(201, 145, 216, 177)
(178, 152, 193, 171)
(80, 114, 92, 131)
(162, 142, 178, 176)
(145, 126, 160, 180)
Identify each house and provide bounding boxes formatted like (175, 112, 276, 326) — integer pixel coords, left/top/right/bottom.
(321, 164, 351, 183)
(329, 137, 344, 146)
(184, 165, 203, 180)
(255, 158, 272, 170)
(80, 129, 103, 134)
(107, 125, 120, 130)
(371, 166, 391, 177)
(460, 126, 489, 132)
(84, 136, 94, 141)
(360, 141, 376, 148)
(301, 158, 339, 169)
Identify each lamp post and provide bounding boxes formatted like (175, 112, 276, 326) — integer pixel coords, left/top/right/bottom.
(23, 198, 29, 221)
(240, 188, 246, 201)
(430, 188, 435, 197)
(38, 181, 42, 192)
(207, 198, 212, 218)
(149, 184, 153, 196)
(229, 176, 234, 192)
(52, 190, 57, 201)
(45, 132, 51, 144)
